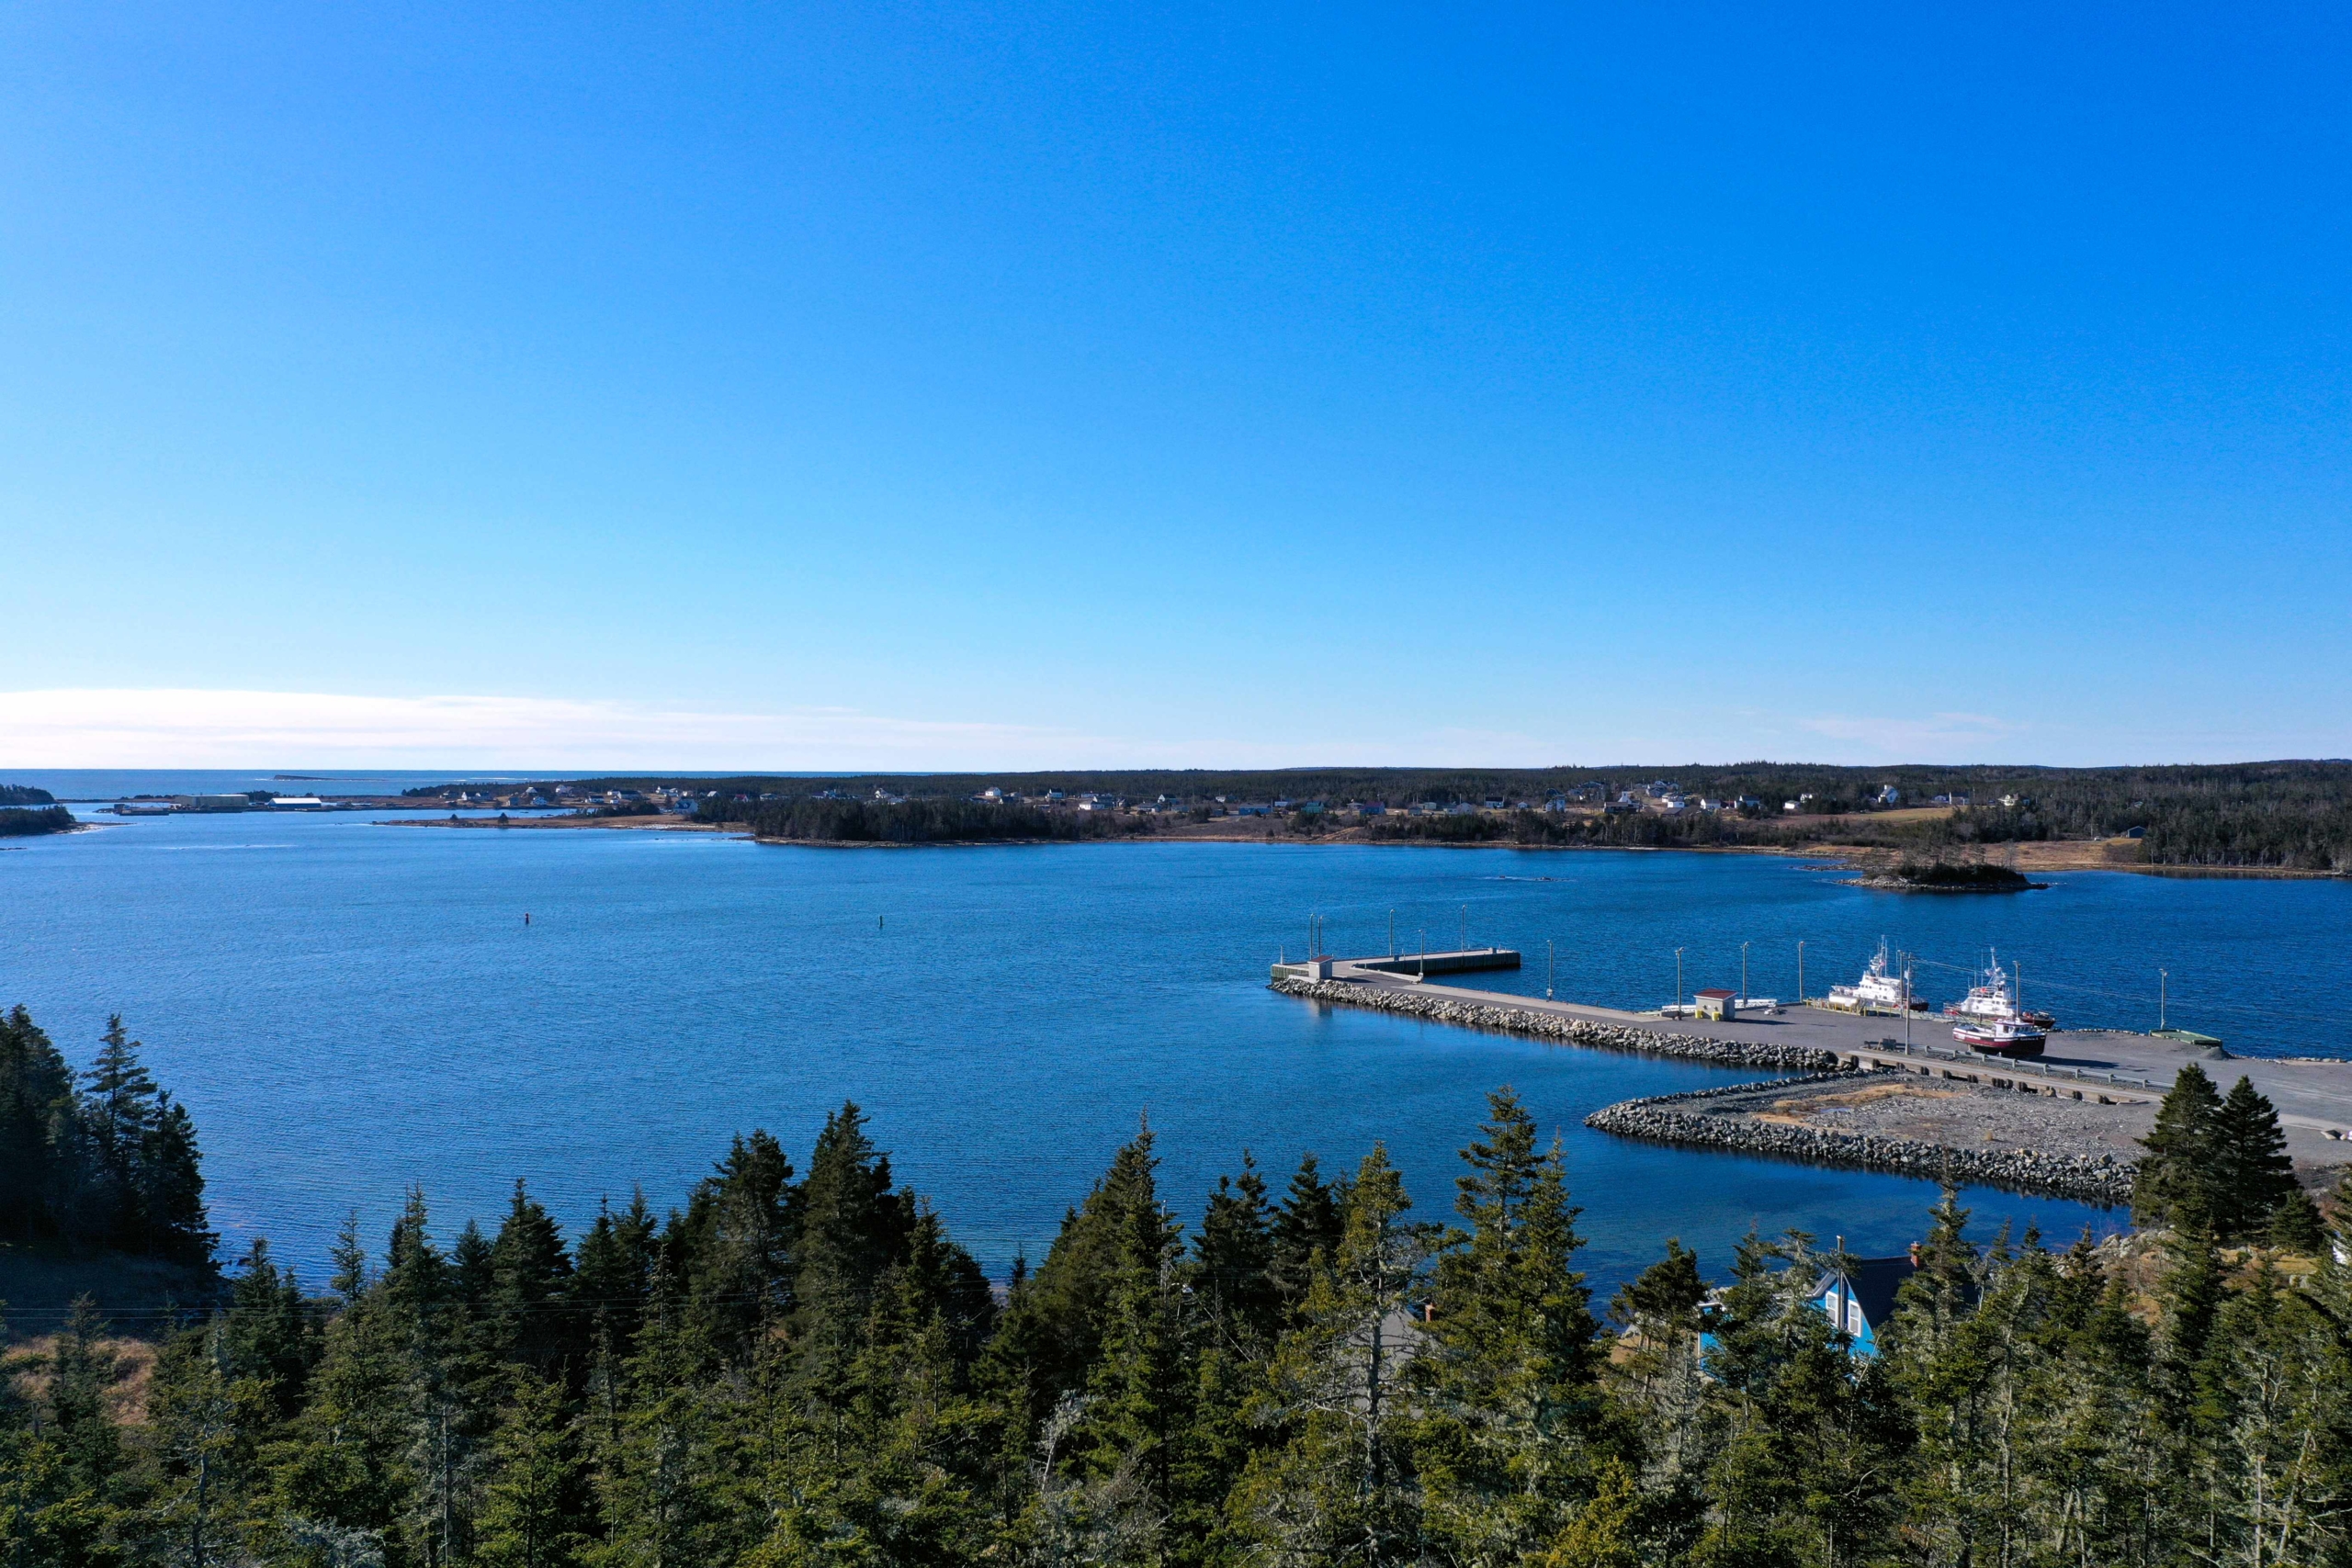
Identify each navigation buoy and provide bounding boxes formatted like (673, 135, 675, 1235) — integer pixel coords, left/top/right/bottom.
(524, 912, 532, 926)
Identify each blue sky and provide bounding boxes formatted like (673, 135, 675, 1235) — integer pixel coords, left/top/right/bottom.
(3, 4, 2346, 769)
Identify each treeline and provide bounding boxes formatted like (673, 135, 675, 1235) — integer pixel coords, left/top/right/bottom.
(11, 1082, 2352, 1567)
(695, 795, 1150, 843)
(1, 783, 59, 806)
(0, 1009, 213, 1263)
(1, 805, 77, 838)
(511, 763, 2352, 870)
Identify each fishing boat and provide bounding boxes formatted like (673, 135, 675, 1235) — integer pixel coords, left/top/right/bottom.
(1826, 939, 1922, 1014)
(1941, 951, 2057, 1030)
(1954, 1017, 2048, 1058)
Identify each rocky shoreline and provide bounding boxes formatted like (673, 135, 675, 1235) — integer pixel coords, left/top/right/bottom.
(1583, 1073, 2138, 1205)
(1268, 976, 1842, 1071)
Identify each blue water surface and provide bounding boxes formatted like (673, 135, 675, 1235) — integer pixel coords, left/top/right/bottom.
(6, 808, 2345, 1297)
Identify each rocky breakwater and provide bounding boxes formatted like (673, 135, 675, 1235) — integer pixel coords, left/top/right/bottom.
(1269, 976, 1841, 1071)
(1583, 1074, 2138, 1205)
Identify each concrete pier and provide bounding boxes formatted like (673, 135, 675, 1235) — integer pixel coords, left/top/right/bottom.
(1272, 947, 1520, 982)
(1274, 964, 2352, 1180)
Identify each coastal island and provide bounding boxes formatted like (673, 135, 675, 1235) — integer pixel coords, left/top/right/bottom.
(0, 783, 75, 838)
(1854, 860, 2041, 892)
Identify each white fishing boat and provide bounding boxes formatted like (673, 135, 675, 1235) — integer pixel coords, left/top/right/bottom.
(1826, 939, 1918, 1014)
(1954, 1016, 2047, 1058)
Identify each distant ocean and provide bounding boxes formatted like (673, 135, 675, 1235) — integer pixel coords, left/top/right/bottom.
(6, 768, 842, 801)
(10, 769, 524, 800)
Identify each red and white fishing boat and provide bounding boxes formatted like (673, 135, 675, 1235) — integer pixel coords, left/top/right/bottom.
(1941, 951, 2056, 1030)
(1953, 1016, 2048, 1058)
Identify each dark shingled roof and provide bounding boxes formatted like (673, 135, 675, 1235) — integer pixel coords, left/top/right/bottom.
(1843, 1256, 1919, 1329)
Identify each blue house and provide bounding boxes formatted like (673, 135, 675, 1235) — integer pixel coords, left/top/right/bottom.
(1696, 1248, 1920, 1369)
(1805, 1252, 1918, 1359)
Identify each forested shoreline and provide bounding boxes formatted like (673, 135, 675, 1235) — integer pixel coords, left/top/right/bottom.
(2, 805, 78, 838)
(537, 763, 2352, 870)
(6, 993, 2351, 1568)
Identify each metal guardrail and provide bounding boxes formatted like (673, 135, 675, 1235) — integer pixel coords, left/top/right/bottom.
(1856, 1036, 2156, 1092)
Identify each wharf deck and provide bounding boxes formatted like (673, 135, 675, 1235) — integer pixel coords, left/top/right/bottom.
(1285, 968, 2352, 1180)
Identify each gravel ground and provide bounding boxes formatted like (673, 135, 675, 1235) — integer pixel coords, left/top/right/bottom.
(1702, 1072, 2157, 1164)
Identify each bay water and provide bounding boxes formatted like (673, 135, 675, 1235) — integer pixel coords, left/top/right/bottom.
(6, 800, 2348, 1297)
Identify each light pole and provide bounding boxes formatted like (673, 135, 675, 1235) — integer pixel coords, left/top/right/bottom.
(1675, 947, 1685, 1013)
(2159, 968, 2167, 1031)
(1741, 941, 1750, 1004)
(1460, 905, 1468, 953)
(1547, 939, 1555, 1000)
(1389, 908, 1396, 960)
(1903, 952, 1913, 1049)
(1798, 940, 1805, 1004)
(1418, 930, 1426, 982)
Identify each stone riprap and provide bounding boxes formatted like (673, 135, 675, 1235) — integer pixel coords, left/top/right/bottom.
(1269, 976, 1842, 1071)
(1583, 1073, 2137, 1205)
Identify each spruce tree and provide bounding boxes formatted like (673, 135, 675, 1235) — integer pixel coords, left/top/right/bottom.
(2268, 1185, 2325, 1253)
(677, 1130, 797, 1359)
(475, 1372, 590, 1568)
(146, 1321, 272, 1568)
(1418, 1089, 1601, 1568)
(329, 1208, 372, 1304)
(792, 1102, 912, 1405)
(1193, 1156, 1278, 1346)
(1269, 1151, 1345, 1315)
(2134, 1062, 2222, 1228)
(1235, 1145, 1433, 1568)
(1076, 1123, 1186, 1503)
(83, 1015, 164, 1250)
(139, 1091, 214, 1265)
(2210, 1075, 2296, 1242)
(491, 1179, 575, 1374)
(47, 1295, 124, 1498)
(0, 1005, 79, 1241)
(223, 1238, 322, 1422)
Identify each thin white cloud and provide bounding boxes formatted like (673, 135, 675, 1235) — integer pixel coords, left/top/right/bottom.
(0, 688, 1085, 770)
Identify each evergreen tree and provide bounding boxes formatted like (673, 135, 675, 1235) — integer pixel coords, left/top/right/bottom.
(475, 1373, 591, 1568)
(140, 1090, 215, 1264)
(223, 1237, 322, 1422)
(791, 1102, 912, 1407)
(571, 1190, 658, 1337)
(48, 1294, 127, 1505)
(2134, 1061, 2222, 1228)
(82, 1015, 162, 1250)
(2210, 1075, 2297, 1242)
(2269, 1185, 2325, 1253)
(491, 1179, 575, 1374)
(1193, 1155, 1278, 1348)
(674, 1130, 797, 1361)
(0, 1004, 79, 1241)
(1234, 1145, 1433, 1568)
(1268, 1152, 1346, 1316)
(144, 1320, 274, 1568)
(1417, 1089, 1603, 1568)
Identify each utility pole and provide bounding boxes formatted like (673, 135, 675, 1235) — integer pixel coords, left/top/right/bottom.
(1675, 947, 1685, 1013)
